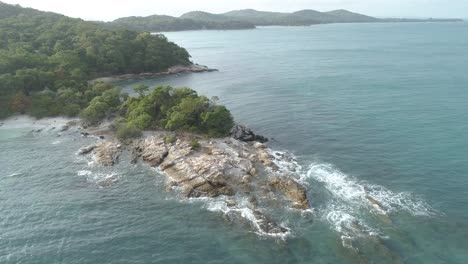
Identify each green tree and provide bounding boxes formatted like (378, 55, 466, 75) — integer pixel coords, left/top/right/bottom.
(133, 84, 149, 97)
(201, 105, 234, 137)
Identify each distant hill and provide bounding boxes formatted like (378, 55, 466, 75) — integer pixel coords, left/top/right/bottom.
(180, 11, 235, 22)
(106, 13, 255, 32)
(221, 9, 320, 26)
(0, 1, 37, 18)
(292, 9, 340, 23)
(105, 8, 463, 33)
(323, 9, 379, 23)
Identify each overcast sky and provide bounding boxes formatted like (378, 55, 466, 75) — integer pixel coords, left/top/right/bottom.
(3, 0, 467, 21)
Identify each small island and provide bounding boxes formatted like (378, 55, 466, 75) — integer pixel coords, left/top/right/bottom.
(0, 2, 311, 237)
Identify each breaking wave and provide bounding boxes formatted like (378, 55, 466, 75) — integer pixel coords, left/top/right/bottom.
(301, 162, 436, 247)
(204, 197, 292, 239)
(77, 170, 119, 187)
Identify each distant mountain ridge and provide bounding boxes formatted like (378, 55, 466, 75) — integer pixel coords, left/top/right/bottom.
(105, 8, 463, 32)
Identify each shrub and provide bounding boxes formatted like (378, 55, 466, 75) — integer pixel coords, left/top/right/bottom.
(164, 134, 177, 144)
(190, 139, 201, 151)
(116, 124, 142, 140)
(110, 117, 128, 131)
(128, 112, 152, 130)
(80, 100, 110, 125)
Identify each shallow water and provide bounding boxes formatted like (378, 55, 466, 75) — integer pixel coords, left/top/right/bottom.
(2, 23, 468, 263)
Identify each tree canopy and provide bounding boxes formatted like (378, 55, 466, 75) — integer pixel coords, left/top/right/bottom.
(116, 86, 234, 137)
(0, 2, 191, 118)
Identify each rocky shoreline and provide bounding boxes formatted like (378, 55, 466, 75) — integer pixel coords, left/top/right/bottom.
(78, 124, 310, 236)
(91, 64, 218, 84)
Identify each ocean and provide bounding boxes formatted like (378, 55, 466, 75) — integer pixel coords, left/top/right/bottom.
(1, 22, 468, 263)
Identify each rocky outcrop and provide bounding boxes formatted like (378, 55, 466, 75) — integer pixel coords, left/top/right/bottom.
(90, 64, 217, 83)
(268, 177, 309, 209)
(78, 145, 97, 155)
(133, 137, 168, 166)
(134, 137, 254, 198)
(79, 133, 309, 236)
(79, 141, 121, 166)
(231, 124, 268, 143)
(94, 142, 121, 166)
(166, 64, 217, 74)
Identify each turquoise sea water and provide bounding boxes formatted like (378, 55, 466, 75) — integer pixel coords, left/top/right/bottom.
(2, 23, 468, 263)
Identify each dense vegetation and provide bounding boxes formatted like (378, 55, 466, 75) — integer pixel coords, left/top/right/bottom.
(81, 85, 234, 139)
(122, 85, 234, 138)
(0, 2, 191, 118)
(105, 14, 255, 32)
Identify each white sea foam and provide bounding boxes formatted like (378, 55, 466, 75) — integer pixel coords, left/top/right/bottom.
(77, 170, 119, 186)
(7, 172, 22, 177)
(268, 149, 302, 174)
(205, 198, 292, 239)
(77, 170, 92, 176)
(52, 139, 63, 145)
(304, 163, 435, 216)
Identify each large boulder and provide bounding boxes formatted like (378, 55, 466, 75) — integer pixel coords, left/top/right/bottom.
(230, 124, 268, 143)
(134, 137, 168, 166)
(268, 177, 310, 209)
(93, 141, 121, 166)
(78, 144, 97, 155)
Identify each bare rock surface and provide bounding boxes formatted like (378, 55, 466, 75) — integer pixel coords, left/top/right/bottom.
(79, 141, 121, 166)
(78, 132, 310, 237)
(268, 177, 310, 209)
(132, 135, 309, 236)
(90, 64, 217, 83)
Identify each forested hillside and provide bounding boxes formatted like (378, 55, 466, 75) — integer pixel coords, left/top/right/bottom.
(106, 14, 255, 32)
(0, 2, 191, 118)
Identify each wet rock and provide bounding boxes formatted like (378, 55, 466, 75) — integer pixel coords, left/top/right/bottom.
(81, 132, 90, 137)
(93, 141, 121, 166)
(252, 210, 289, 235)
(82, 132, 310, 236)
(231, 124, 268, 143)
(78, 144, 97, 155)
(268, 177, 310, 209)
(59, 125, 70, 132)
(255, 146, 279, 170)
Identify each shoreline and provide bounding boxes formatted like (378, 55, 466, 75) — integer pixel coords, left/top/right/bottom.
(0, 115, 78, 130)
(90, 63, 218, 84)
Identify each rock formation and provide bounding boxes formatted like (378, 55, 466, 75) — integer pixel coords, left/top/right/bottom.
(79, 132, 310, 236)
(231, 124, 268, 143)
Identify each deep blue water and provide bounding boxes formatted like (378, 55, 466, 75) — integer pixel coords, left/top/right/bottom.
(2, 23, 468, 263)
